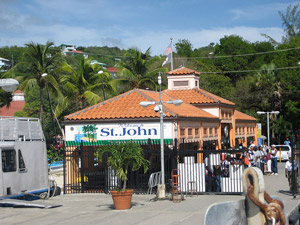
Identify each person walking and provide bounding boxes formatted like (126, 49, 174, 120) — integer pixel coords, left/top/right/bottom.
(265, 149, 272, 176)
(248, 144, 255, 167)
(221, 154, 231, 177)
(270, 144, 278, 175)
(213, 165, 222, 192)
(254, 146, 261, 169)
(285, 156, 298, 191)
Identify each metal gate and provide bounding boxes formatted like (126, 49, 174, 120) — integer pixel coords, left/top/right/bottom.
(63, 139, 177, 194)
(63, 139, 246, 194)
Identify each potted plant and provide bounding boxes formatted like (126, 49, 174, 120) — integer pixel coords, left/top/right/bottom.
(95, 142, 149, 210)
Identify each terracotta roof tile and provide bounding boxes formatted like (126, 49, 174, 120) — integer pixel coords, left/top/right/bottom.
(107, 67, 118, 73)
(0, 101, 25, 116)
(167, 67, 200, 76)
(163, 88, 235, 105)
(235, 110, 256, 121)
(198, 88, 235, 105)
(64, 89, 218, 121)
(13, 90, 24, 94)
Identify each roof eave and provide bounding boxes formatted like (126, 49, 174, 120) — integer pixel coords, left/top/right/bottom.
(63, 116, 180, 125)
(191, 102, 235, 108)
(236, 119, 257, 123)
(176, 117, 220, 122)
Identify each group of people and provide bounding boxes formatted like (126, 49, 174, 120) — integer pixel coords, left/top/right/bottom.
(244, 142, 298, 191)
(204, 142, 298, 192)
(245, 143, 278, 176)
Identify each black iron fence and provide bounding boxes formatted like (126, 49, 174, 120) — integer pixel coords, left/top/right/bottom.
(63, 139, 179, 194)
(63, 139, 299, 195)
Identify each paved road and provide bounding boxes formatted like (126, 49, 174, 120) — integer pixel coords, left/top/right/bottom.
(0, 163, 298, 225)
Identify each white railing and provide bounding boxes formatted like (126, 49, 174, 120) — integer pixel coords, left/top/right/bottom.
(0, 116, 44, 141)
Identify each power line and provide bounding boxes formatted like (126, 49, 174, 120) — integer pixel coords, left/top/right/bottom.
(173, 46, 300, 60)
(61, 46, 300, 69)
(70, 46, 300, 61)
(200, 65, 300, 74)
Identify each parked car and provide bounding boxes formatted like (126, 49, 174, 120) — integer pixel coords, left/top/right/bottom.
(275, 145, 291, 161)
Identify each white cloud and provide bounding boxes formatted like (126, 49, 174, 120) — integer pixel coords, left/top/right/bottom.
(0, 0, 286, 55)
(122, 26, 285, 55)
(0, 21, 285, 56)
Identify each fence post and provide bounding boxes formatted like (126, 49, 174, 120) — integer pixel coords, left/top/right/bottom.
(147, 138, 152, 151)
(290, 136, 297, 198)
(172, 138, 178, 170)
(104, 153, 109, 193)
(80, 141, 84, 193)
(63, 141, 66, 194)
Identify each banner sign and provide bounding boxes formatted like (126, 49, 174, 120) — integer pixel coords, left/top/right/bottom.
(65, 122, 173, 142)
(257, 123, 261, 138)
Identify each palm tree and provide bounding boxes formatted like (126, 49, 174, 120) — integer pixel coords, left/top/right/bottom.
(255, 63, 282, 110)
(271, 115, 292, 144)
(279, 3, 300, 41)
(255, 63, 283, 141)
(82, 124, 98, 142)
(59, 58, 128, 116)
(117, 47, 167, 91)
(17, 41, 62, 124)
(90, 63, 126, 100)
(59, 58, 101, 111)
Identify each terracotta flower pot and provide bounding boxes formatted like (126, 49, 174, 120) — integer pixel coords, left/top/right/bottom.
(110, 189, 134, 210)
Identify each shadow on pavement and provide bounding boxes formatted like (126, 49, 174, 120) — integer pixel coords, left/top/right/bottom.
(278, 190, 294, 196)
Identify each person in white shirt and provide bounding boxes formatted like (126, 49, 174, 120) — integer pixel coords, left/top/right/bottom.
(248, 145, 255, 167)
(254, 146, 261, 167)
(285, 157, 298, 191)
(265, 149, 272, 175)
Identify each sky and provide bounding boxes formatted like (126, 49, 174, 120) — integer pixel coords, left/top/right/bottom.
(0, 0, 297, 55)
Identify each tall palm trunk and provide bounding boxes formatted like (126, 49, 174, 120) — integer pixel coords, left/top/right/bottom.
(39, 87, 44, 125)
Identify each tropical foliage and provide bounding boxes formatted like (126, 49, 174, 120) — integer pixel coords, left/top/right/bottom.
(95, 142, 149, 190)
(117, 47, 166, 91)
(59, 57, 102, 110)
(16, 41, 62, 124)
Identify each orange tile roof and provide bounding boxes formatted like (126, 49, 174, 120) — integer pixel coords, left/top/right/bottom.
(163, 88, 235, 106)
(167, 67, 200, 76)
(13, 90, 24, 94)
(235, 110, 256, 122)
(0, 100, 25, 116)
(107, 67, 118, 73)
(64, 89, 218, 121)
(198, 88, 235, 105)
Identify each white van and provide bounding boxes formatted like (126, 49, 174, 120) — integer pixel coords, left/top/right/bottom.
(275, 145, 291, 161)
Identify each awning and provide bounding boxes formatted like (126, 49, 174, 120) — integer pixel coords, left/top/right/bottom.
(65, 139, 173, 146)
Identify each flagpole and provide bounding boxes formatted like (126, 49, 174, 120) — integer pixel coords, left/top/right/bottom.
(170, 37, 173, 70)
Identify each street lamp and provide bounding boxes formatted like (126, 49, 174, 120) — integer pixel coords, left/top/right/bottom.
(0, 78, 19, 92)
(98, 70, 106, 100)
(139, 72, 183, 199)
(257, 111, 280, 146)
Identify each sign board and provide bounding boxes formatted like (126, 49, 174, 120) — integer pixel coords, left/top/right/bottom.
(257, 123, 262, 146)
(65, 122, 173, 142)
(257, 123, 261, 138)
